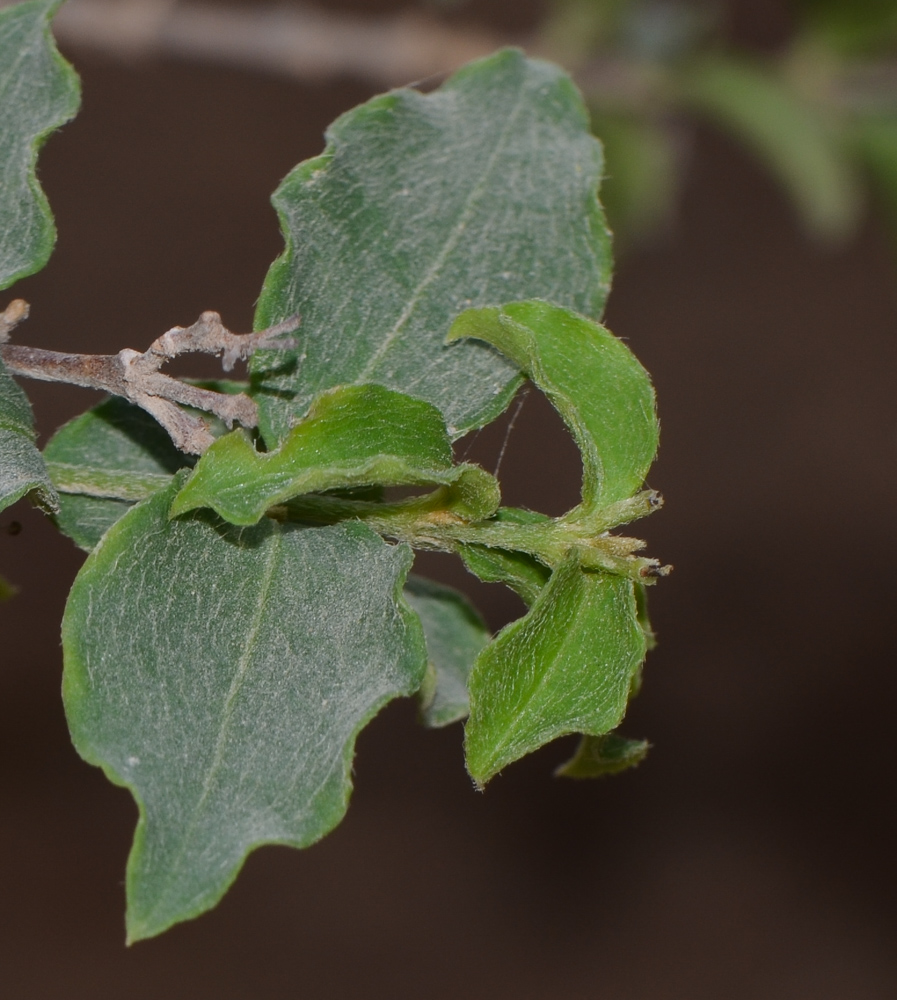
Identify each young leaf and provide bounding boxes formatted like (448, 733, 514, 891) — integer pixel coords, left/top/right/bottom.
(404, 575, 490, 727)
(171, 384, 496, 526)
(555, 732, 649, 778)
(448, 301, 658, 511)
(0, 357, 57, 512)
(0, 0, 80, 290)
(251, 48, 612, 444)
(62, 477, 426, 942)
(44, 396, 189, 550)
(458, 507, 552, 606)
(464, 556, 646, 786)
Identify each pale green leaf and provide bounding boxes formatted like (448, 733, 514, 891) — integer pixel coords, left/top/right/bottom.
(464, 556, 646, 785)
(680, 54, 861, 238)
(0, 0, 80, 290)
(555, 732, 649, 778)
(449, 301, 658, 511)
(171, 384, 497, 526)
(404, 574, 490, 727)
(43, 396, 189, 550)
(62, 475, 426, 942)
(0, 356, 57, 512)
(251, 48, 611, 444)
(458, 507, 551, 606)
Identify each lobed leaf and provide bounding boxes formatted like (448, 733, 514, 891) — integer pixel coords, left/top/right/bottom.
(171, 383, 495, 526)
(43, 396, 190, 550)
(464, 555, 646, 786)
(251, 48, 611, 444)
(0, 0, 80, 290)
(0, 356, 57, 512)
(62, 476, 426, 942)
(449, 301, 658, 512)
(404, 574, 490, 727)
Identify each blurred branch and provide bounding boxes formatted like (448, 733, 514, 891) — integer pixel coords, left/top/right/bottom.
(44, 0, 506, 87)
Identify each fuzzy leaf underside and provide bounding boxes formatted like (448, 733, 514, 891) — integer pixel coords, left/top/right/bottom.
(43, 396, 190, 549)
(251, 48, 612, 445)
(62, 477, 426, 942)
(0, 357, 56, 512)
(464, 556, 646, 785)
(171, 383, 497, 525)
(0, 0, 80, 290)
(449, 301, 658, 511)
(404, 574, 490, 727)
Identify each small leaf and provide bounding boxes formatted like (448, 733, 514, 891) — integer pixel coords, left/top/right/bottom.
(555, 732, 649, 778)
(680, 54, 861, 239)
(171, 384, 495, 526)
(251, 48, 611, 444)
(0, 357, 57, 513)
(458, 507, 552, 606)
(404, 574, 490, 727)
(0, 0, 80, 290)
(464, 556, 646, 786)
(43, 397, 190, 550)
(0, 573, 17, 601)
(62, 476, 426, 941)
(449, 301, 658, 511)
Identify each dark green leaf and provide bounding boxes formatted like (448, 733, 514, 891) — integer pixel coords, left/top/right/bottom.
(404, 574, 490, 727)
(43, 397, 189, 550)
(449, 301, 658, 512)
(464, 556, 646, 785)
(251, 48, 611, 444)
(0, 357, 57, 513)
(555, 732, 649, 778)
(171, 384, 496, 526)
(62, 476, 426, 942)
(0, 0, 80, 290)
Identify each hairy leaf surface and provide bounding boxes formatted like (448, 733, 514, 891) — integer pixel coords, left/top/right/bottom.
(44, 397, 189, 549)
(464, 556, 646, 785)
(0, 357, 56, 512)
(251, 48, 611, 444)
(449, 301, 658, 511)
(171, 384, 496, 525)
(63, 477, 426, 941)
(405, 575, 490, 727)
(0, 0, 80, 290)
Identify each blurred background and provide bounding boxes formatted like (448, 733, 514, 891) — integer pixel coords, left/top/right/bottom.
(2, 0, 897, 996)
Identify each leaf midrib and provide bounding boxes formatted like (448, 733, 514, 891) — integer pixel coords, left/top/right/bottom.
(143, 522, 282, 922)
(354, 79, 531, 384)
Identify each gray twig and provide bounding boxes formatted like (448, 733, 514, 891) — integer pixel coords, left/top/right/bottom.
(0, 300, 298, 454)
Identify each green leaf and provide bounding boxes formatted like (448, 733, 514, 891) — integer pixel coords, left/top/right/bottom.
(589, 113, 680, 242)
(0, 0, 80, 290)
(680, 54, 861, 238)
(464, 556, 646, 786)
(555, 732, 649, 778)
(0, 356, 57, 513)
(458, 507, 552, 606)
(171, 383, 496, 526)
(0, 573, 16, 601)
(404, 574, 490, 727)
(251, 48, 612, 445)
(43, 397, 190, 550)
(448, 301, 658, 512)
(62, 476, 426, 942)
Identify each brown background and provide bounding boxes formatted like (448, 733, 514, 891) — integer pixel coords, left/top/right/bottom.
(2, 1, 896, 996)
